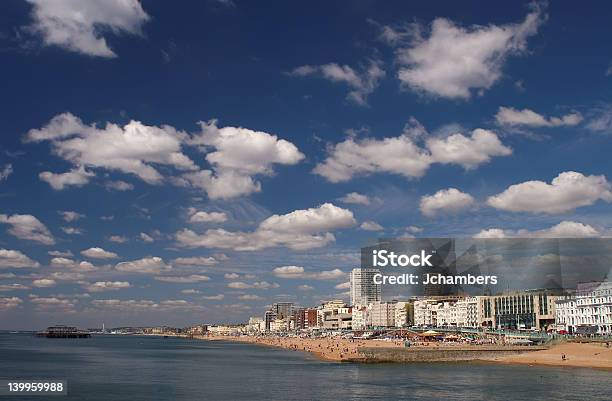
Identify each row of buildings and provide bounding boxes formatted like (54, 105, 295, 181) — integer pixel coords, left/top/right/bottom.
(254, 268, 611, 335)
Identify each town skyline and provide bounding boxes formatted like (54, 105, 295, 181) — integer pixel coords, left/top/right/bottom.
(1, 0, 612, 329)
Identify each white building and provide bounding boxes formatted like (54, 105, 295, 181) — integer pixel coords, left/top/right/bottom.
(351, 306, 369, 330)
(556, 281, 612, 335)
(350, 268, 381, 307)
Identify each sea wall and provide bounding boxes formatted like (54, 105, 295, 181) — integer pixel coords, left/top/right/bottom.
(354, 346, 547, 363)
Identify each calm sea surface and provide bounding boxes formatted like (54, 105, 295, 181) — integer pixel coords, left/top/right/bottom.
(0, 333, 610, 401)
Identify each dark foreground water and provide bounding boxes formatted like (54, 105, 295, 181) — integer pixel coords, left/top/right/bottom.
(0, 333, 610, 401)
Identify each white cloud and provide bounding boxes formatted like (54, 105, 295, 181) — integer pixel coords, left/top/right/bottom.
(297, 284, 314, 291)
(239, 294, 264, 301)
(420, 188, 475, 217)
(24, 0, 149, 57)
(139, 232, 154, 242)
(0, 164, 13, 181)
(586, 105, 612, 134)
(26, 113, 197, 185)
(187, 208, 227, 223)
(39, 166, 94, 190)
(474, 221, 602, 238)
(176, 203, 356, 251)
(0, 249, 40, 268)
(104, 180, 134, 191)
(201, 294, 224, 300)
(108, 235, 128, 243)
(406, 225, 423, 233)
(61, 226, 83, 235)
(81, 247, 118, 259)
(182, 120, 304, 199)
(289, 60, 385, 106)
(0, 284, 30, 291)
(48, 250, 73, 257)
(172, 256, 218, 267)
(495, 107, 583, 127)
(115, 257, 171, 274)
(91, 298, 203, 312)
(59, 211, 84, 222)
(0, 297, 23, 310)
(224, 273, 239, 279)
(487, 171, 612, 214)
(314, 129, 510, 182)
(394, 4, 545, 98)
(32, 278, 56, 288)
(50, 257, 96, 271)
(85, 281, 131, 292)
(335, 281, 350, 290)
(360, 221, 384, 231)
(227, 281, 279, 290)
(154, 275, 210, 283)
(0, 214, 55, 245)
(338, 192, 370, 205)
(271, 266, 345, 280)
(426, 129, 512, 169)
(181, 289, 200, 295)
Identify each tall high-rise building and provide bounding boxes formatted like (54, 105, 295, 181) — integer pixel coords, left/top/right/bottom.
(350, 268, 381, 306)
(271, 302, 294, 320)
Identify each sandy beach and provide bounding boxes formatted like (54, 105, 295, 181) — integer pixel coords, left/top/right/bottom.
(487, 342, 612, 370)
(196, 335, 612, 369)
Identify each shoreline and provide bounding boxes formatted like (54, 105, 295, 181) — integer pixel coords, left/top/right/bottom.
(194, 335, 612, 370)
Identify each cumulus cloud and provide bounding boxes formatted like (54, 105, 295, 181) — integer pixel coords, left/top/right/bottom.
(338, 192, 370, 205)
(80, 247, 118, 259)
(172, 256, 218, 267)
(586, 105, 612, 134)
(314, 128, 510, 182)
(24, 0, 149, 57)
(115, 257, 171, 274)
(487, 171, 612, 214)
(176, 203, 356, 251)
(420, 188, 475, 217)
(271, 266, 345, 280)
(60, 226, 83, 235)
(104, 180, 134, 191)
(181, 119, 304, 199)
(0, 214, 55, 245)
(187, 208, 227, 223)
(335, 281, 351, 290)
(26, 113, 197, 186)
(0, 249, 40, 268)
(0, 164, 13, 181)
(0, 284, 30, 292)
(360, 221, 384, 231)
(48, 250, 73, 257)
(85, 281, 131, 292)
(227, 281, 279, 290)
(495, 107, 583, 127)
(154, 275, 210, 283)
(139, 232, 154, 242)
(393, 3, 545, 98)
(201, 294, 225, 300)
(91, 298, 203, 312)
(108, 235, 128, 243)
(26, 114, 304, 200)
(32, 278, 56, 288)
(474, 221, 602, 238)
(39, 166, 94, 190)
(297, 284, 314, 291)
(239, 294, 264, 301)
(0, 297, 23, 310)
(288, 60, 385, 106)
(59, 211, 84, 222)
(50, 257, 96, 271)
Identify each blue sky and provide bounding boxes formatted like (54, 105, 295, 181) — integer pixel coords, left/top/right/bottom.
(1, 0, 611, 329)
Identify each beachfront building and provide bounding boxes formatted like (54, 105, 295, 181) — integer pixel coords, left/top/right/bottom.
(246, 317, 265, 333)
(351, 306, 369, 330)
(394, 301, 414, 327)
(317, 300, 347, 327)
(369, 301, 397, 327)
(488, 290, 559, 331)
(294, 308, 318, 330)
(350, 268, 381, 307)
(555, 281, 612, 335)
